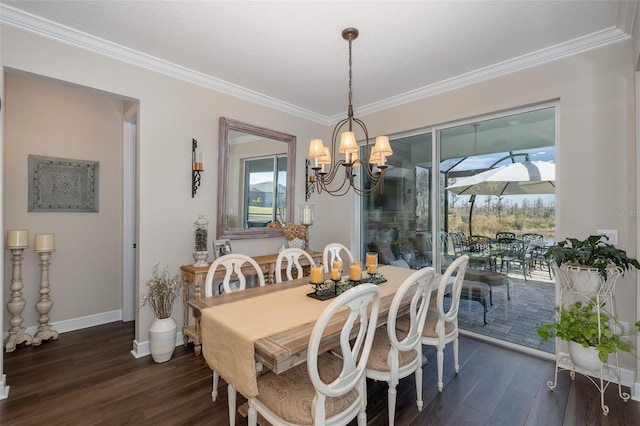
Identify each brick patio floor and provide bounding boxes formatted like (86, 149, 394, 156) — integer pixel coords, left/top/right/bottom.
(456, 267, 557, 354)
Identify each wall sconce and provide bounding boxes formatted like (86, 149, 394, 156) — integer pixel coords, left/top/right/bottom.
(192, 138, 203, 198)
(305, 159, 315, 201)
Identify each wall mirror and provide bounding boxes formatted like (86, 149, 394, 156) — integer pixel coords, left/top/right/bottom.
(217, 117, 296, 239)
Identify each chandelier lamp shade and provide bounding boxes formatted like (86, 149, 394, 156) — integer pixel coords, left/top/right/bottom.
(307, 28, 393, 197)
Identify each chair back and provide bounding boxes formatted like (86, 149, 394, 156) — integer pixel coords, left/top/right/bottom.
(388, 267, 437, 354)
(437, 255, 469, 323)
(204, 253, 265, 296)
(275, 248, 315, 283)
(496, 231, 516, 240)
(307, 284, 380, 416)
(322, 243, 354, 272)
(522, 233, 544, 244)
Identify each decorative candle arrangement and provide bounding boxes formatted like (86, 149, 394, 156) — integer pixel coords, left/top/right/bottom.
(349, 261, 362, 282)
(6, 229, 29, 248)
(331, 260, 342, 281)
(299, 204, 316, 252)
(310, 264, 324, 284)
(35, 233, 55, 251)
(366, 252, 378, 275)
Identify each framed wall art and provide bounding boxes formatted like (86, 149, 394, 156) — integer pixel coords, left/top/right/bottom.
(28, 155, 99, 212)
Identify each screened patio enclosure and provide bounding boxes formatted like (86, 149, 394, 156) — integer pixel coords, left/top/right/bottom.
(360, 106, 557, 352)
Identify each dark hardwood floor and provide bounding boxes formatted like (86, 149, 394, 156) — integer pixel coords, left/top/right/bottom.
(1, 321, 639, 425)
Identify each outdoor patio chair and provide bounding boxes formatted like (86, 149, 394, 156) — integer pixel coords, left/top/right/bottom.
(496, 231, 516, 240)
(522, 233, 552, 278)
(464, 235, 494, 270)
(497, 238, 529, 280)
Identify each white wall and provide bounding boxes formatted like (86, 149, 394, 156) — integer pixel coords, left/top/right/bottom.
(3, 72, 124, 328)
(0, 25, 328, 348)
(0, 23, 638, 376)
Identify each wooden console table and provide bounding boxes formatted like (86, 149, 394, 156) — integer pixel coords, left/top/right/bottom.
(180, 250, 322, 355)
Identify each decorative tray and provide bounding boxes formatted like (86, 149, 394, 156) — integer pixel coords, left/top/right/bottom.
(306, 273, 387, 301)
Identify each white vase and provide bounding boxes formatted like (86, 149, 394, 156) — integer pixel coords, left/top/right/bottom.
(288, 238, 305, 249)
(568, 341, 604, 371)
(149, 316, 177, 363)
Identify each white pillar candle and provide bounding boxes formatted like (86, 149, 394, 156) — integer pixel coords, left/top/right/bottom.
(6, 230, 29, 248)
(35, 234, 55, 251)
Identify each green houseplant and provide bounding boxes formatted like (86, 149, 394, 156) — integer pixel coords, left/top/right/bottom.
(544, 235, 640, 281)
(141, 264, 182, 363)
(537, 299, 640, 365)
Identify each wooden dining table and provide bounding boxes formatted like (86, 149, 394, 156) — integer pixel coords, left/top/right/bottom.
(189, 264, 437, 399)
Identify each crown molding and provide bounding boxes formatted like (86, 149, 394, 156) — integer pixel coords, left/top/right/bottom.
(347, 26, 631, 121)
(0, 4, 325, 124)
(1, 4, 632, 127)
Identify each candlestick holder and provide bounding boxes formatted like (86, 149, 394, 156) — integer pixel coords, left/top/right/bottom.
(4, 247, 32, 352)
(299, 204, 315, 252)
(32, 249, 59, 345)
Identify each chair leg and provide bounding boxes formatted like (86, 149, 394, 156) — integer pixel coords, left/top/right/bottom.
(453, 337, 460, 374)
(506, 281, 511, 300)
(388, 384, 397, 426)
(437, 348, 444, 392)
(247, 399, 257, 426)
(416, 365, 424, 411)
(212, 371, 219, 402)
(228, 384, 236, 426)
(480, 298, 487, 325)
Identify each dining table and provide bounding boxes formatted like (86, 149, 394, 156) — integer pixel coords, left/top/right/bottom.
(189, 264, 435, 400)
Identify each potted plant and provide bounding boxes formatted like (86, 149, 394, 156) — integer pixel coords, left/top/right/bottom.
(283, 223, 307, 249)
(544, 235, 640, 293)
(141, 264, 182, 363)
(537, 299, 640, 370)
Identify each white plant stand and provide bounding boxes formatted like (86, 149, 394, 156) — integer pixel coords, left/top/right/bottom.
(546, 264, 629, 415)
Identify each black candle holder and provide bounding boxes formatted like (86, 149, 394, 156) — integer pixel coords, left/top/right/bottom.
(192, 138, 203, 198)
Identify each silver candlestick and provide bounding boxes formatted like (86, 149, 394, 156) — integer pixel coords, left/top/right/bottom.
(32, 237, 58, 345)
(4, 247, 32, 352)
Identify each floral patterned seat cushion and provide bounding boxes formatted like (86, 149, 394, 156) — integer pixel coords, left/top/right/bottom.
(254, 352, 359, 425)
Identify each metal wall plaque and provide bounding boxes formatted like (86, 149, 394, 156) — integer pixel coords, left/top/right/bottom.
(28, 155, 99, 212)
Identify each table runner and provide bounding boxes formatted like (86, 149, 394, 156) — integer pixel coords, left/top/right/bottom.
(200, 265, 416, 398)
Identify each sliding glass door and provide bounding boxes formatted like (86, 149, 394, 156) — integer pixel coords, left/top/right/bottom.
(361, 105, 557, 353)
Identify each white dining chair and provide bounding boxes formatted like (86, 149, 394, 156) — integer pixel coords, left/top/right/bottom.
(365, 266, 437, 425)
(322, 242, 354, 272)
(203, 253, 266, 425)
(398, 254, 469, 392)
(275, 247, 316, 282)
(247, 283, 381, 426)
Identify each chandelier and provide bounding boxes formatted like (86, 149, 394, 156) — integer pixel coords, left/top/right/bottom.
(306, 28, 393, 197)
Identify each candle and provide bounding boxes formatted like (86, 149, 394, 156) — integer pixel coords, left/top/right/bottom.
(350, 262, 362, 281)
(310, 265, 323, 284)
(6, 230, 29, 248)
(367, 264, 377, 274)
(333, 260, 342, 271)
(35, 233, 55, 251)
(301, 206, 312, 225)
(330, 268, 340, 281)
(366, 252, 378, 267)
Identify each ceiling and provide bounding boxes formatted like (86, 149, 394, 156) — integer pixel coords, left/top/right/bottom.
(0, 1, 635, 124)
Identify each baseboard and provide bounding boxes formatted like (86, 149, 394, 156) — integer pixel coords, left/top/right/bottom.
(0, 374, 9, 400)
(130, 332, 184, 359)
(2, 309, 123, 341)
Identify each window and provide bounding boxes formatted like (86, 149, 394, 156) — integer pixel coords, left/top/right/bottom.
(242, 155, 287, 228)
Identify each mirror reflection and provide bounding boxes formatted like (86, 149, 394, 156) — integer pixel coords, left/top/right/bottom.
(217, 118, 296, 239)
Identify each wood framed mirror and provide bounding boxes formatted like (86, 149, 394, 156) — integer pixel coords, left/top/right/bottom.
(217, 117, 296, 239)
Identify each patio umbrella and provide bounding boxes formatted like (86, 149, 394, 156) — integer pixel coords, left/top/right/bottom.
(446, 160, 555, 196)
(446, 160, 555, 234)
